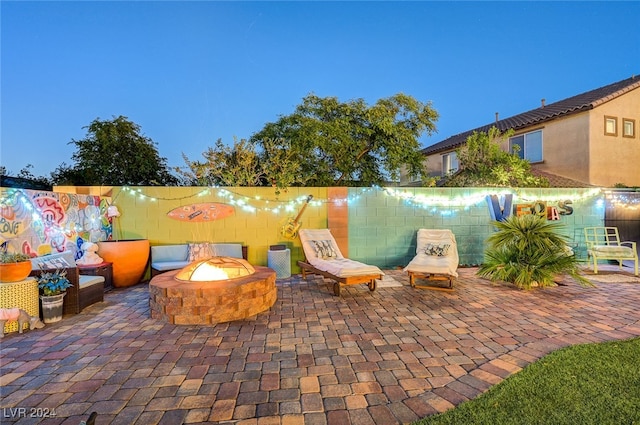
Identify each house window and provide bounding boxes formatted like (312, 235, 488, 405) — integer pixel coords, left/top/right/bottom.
(510, 129, 543, 162)
(604, 116, 618, 136)
(442, 152, 459, 175)
(622, 118, 635, 138)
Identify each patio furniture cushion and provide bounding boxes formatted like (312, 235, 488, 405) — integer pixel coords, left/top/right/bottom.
(424, 243, 451, 257)
(308, 258, 382, 278)
(151, 245, 188, 262)
(79, 274, 105, 289)
(150, 243, 247, 276)
(404, 229, 459, 291)
(309, 240, 340, 260)
(405, 229, 459, 277)
(591, 245, 636, 258)
(211, 244, 244, 258)
(299, 229, 381, 276)
(151, 260, 190, 272)
(187, 243, 212, 261)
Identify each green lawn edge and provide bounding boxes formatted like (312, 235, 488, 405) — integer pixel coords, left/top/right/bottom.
(414, 337, 640, 425)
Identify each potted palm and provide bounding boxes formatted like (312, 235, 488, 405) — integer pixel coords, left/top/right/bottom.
(0, 252, 32, 283)
(37, 268, 72, 323)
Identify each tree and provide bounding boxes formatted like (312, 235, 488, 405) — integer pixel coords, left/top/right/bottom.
(257, 137, 311, 193)
(250, 93, 438, 186)
(177, 137, 308, 195)
(1, 164, 52, 187)
(444, 127, 549, 187)
(176, 138, 263, 187)
(56, 116, 178, 186)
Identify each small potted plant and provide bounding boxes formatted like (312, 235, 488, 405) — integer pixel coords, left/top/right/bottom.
(37, 268, 73, 323)
(0, 252, 32, 283)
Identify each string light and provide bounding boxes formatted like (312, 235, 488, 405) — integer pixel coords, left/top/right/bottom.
(604, 190, 640, 210)
(382, 187, 602, 209)
(112, 185, 606, 214)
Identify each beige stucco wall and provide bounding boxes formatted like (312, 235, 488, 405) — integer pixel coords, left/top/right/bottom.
(587, 87, 640, 187)
(531, 112, 591, 184)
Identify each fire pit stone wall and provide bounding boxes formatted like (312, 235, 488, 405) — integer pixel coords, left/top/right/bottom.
(149, 266, 277, 325)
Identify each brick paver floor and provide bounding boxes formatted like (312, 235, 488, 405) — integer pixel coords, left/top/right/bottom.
(1, 266, 640, 424)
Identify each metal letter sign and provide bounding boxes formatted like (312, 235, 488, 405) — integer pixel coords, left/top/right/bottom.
(486, 194, 513, 221)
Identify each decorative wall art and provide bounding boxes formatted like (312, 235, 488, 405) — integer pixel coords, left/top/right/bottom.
(0, 189, 112, 259)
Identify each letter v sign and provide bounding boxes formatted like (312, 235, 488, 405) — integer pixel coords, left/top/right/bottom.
(486, 194, 513, 221)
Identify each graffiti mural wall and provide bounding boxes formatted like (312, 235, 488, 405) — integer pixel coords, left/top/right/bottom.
(0, 189, 112, 259)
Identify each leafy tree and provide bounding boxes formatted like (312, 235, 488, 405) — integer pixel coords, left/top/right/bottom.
(55, 116, 178, 186)
(177, 138, 263, 187)
(444, 127, 549, 187)
(177, 137, 309, 194)
(477, 215, 592, 289)
(50, 163, 84, 186)
(258, 137, 311, 193)
(250, 93, 438, 186)
(1, 164, 52, 187)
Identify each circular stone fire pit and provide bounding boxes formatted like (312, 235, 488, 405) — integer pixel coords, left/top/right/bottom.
(149, 257, 277, 325)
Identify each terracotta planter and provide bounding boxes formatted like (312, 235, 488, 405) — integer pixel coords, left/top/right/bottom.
(0, 261, 33, 283)
(97, 240, 150, 288)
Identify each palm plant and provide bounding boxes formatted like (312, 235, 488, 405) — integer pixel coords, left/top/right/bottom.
(478, 214, 592, 289)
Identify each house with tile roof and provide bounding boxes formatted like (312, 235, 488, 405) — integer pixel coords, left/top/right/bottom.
(405, 75, 640, 187)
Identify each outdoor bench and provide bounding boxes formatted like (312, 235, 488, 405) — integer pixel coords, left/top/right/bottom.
(30, 251, 105, 315)
(150, 243, 248, 276)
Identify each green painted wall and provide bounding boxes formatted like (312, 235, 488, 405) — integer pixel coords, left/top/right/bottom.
(347, 187, 605, 267)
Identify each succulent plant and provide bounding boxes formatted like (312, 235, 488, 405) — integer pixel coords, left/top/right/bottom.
(0, 252, 31, 263)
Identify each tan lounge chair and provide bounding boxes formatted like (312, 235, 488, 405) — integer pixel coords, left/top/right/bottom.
(297, 229, 383, 296)
(404, 229, 459, 291)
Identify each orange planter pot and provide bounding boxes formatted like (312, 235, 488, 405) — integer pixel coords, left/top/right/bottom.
(97, 240, 150, 288)
(0, 261, 33, 283)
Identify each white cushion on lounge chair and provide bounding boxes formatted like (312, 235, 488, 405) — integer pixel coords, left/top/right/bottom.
(310, 258, 383, 278)
(299, 229, 383, 277)
(404, 229, 459, 278)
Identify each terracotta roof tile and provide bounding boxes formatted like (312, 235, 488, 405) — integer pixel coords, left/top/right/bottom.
(530, 169, 594, 188)
(422, 75, 640, 155)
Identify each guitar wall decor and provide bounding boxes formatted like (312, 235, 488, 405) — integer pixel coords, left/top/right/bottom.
(281, 195, 313, 239)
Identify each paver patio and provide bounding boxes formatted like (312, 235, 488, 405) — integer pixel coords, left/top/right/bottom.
(1, 266, 640, 424)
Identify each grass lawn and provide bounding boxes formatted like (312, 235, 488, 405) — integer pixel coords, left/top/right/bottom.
(415, 337, 640, 425)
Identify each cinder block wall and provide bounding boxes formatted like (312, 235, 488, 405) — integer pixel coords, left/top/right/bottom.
(347, 187, 605, 267)
(109, 186, 327, 271)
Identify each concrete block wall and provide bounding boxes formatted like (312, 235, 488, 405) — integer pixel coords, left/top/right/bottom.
(109, 186, 327, 271)
(61, 185, 605, 271)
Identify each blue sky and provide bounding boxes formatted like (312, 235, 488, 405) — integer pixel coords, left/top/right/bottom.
(2, 1, 639, 178)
